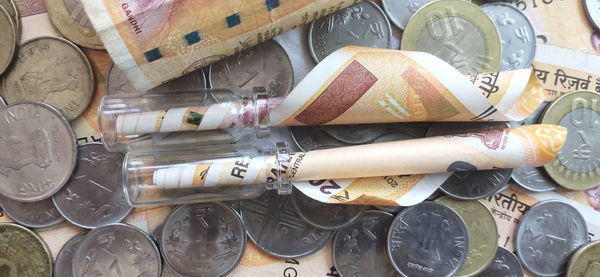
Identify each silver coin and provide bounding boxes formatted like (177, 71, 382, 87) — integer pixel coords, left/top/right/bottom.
(106, 63, 206, 95)
(515, 200, 588, 277)
(381, 0, 434, 30)
(0, 102, 77, 202)
(209, 39, 293, 98)
(322, 124, 388, 144)
(54, 232, 87, 277)
(482, 2, 536, 70)
(240, 190, 334, 259)
(290, 125, 349, 151)
(308, 0, 392, 63)
(0, 94, 6, 108)
(387, 201, 469, 277)
(162, 263, 183, 277)
(53, 143, 131, 229)
(475, 246, 524, 277)
(161, 202, 246, 277)
(584, 0, 600, 32)
(333, 210, 400, 277)
(373, 205, 403, 213)
(73, 223, 162, 277)
(0, 193, 64, 228)
(291, 188, 367, 230)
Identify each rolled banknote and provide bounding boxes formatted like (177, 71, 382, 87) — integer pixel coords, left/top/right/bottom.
(81, 0, 357, 90)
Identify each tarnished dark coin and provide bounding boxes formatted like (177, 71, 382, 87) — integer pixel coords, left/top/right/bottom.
(427, 122, 512, 200)
(106, 63, 206, 95)
(54, 232, 87, 277)
(0, 194, 64, 228)
(53, 143, 132, 229)
(373, 205, 403, 214)
(209, 39, 293, 97)
(240, 190, 334, 259)
(476, 246, 524, 277)
(73, 223, 162, 277)
(0, 222, 53, 276)
(387, 201, 469, 277)
(515, 200, 588, 277)
(566, 240, 600, 277)
(333, 210, 400, 277)
(0, 102, 77, 202)
(161, 202, 246, 277)
(291, 188, 367, 230)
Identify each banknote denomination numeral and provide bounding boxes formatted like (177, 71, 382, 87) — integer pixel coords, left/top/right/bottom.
(308, 179, 341, 194)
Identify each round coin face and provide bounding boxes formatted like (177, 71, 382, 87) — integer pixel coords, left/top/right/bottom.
(401, 0, 502, 75)
(291, 188, 367, 230)
(515, 200, 588, 277)
(54, 232, 87, 277)
(209, 39, 293, 97)
(584, 0, 600, 32)
(541, 90, 600, 190)
(0, 102, 77, 202)
(0, 0, 20, 40)
(333, 210, 401, 277)
(387, 201, 469, 277)
(161, 202, 246, 277)
(481, 3, 536, 71)
(381, 0, 433, 30)
(73, 223, 162, 277)
(53, 143, 132, 229)
(308, 0, 392, 63)
(566, 240, 600, 276)
(240, 190, 334, 259)
(0, 222, 53, 276)
(1, 37, 94, 121)
(476, 246, 524, 277)
(106, 63, 206, 95)
(436, 196, 498, 276)
(0, 5, 16, 75)
(0, 194, 64, 228)
(46, 0, 104, 49)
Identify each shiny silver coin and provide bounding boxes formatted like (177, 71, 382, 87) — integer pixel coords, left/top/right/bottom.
(475, 246, 524, 277)
(334, 210, 400, 277)
(387, 201, 469, 277)
(73, 223, 162, 277)
(381, 0, 434, 30)
(0, 94, 6, 108)
(322, 124, 388, 144)
(584, 0, 600, 31)
(427, 122, 513, 200)
(106, 63, 206, 95)
(482, 2, 536, 70)
(373, 205, 403, 213)
(53, 143, 132, 229)
(240, 190, 334, 259)
(0, 193, 64, 228)
(161, 202, 246, 277)
(308, 0, 392, 63)
(0, 102, 77, 202)
(515, 200, 588, 277)
(54, 232, 87, 277)
(291, 188, 367, 230)
(209, 39, 293, 98)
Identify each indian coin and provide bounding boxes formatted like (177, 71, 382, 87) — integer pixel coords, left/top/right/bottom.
(54, 232, 87, 277)
(1, 37, 94, 120)
(427, 122, 513, 200)
(53, 143, 132, 229)
(541, 90, 600, 190)
(162, 263, 183, 277)
(0, 222, 53, 276)
(308, 1, 392, 63)
(333, 210, 400, 277)
(73, 223, 162, 277)
(46, 0, 104, 49)
(0, 5, 16, 75)
(566, 240, 600, 276)
(475, 246, 524, 277)
(515, 200, 588, 277)
(290, 125, 350, 151)
(0, 95, 6, 108)
(106, 62, 206, 95)
(240, 190, 334, 259)
(0, 0, 20, 40)
(373, 205, 403, 213)
(509, 101, 558, 192)
(584, 0, 600, 32)
(435, 196, 498, 277)
(382, 0, 434, 30)
(209, 39, 293, 97)
(0, 102, 77, 202)
(291, 187, 367, 230)
(161, 203, 246, 277)
(387, 201, 469, 277)
(322, 124, 388, 144)
(0, 194, 64, 228)
(401, 0, 502, 75)
(481, 3, 536, 70)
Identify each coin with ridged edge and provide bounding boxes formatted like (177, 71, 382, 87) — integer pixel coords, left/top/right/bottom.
(0, 5, 16, 75)
(46, 0, 104, 49)
(566, 240, 600, 277)
(0, 222, 53, 276)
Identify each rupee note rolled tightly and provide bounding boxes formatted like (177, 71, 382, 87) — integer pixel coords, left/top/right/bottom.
(81, 0, 358, 90)
(99, 47, 549, 150)
(124, 124, 566, 206)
